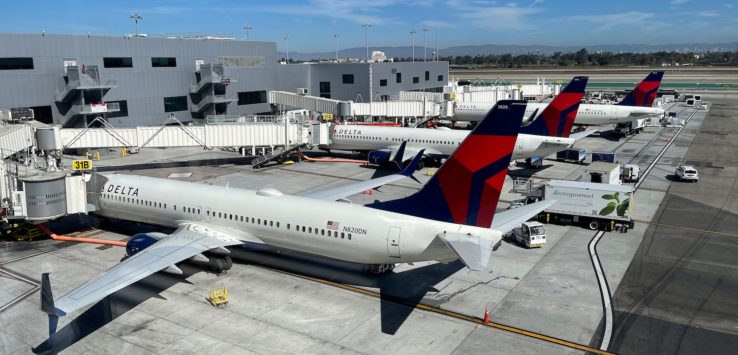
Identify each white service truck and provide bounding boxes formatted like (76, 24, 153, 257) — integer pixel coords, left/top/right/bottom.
(506, 221, 547, 248)
(524, 180, 635, 231)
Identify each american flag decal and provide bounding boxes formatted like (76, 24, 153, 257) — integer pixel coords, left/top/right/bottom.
(327, 221, 340, 230)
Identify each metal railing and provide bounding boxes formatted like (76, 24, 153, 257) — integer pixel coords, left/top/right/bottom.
(67, 102, 121, 117)
(190, 94, 237, 112)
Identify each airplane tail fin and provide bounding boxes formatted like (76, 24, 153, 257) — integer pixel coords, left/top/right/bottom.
(520, 76, 588, 138)
(369, 100, 527, 228)
(618, 71, 664, 107)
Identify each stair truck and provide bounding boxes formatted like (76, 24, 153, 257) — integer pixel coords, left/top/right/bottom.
(523, 180, 635, 231)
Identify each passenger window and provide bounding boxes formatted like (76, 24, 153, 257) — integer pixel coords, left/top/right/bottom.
(341, 232, 345, 239)
(277, 222, 280, 228)
(309, 227, 312, 233)
(321, 229, 324, 236)
(197, 209, 200, 214)
(287, 223, 291, 230)
(270, 221, 273, 227)
(348, 234, 352, 240)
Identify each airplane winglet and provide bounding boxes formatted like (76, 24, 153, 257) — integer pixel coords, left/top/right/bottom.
(400, 149, 425, 177)
(391, 141, 408, 171)
(41, 273, 60, 348)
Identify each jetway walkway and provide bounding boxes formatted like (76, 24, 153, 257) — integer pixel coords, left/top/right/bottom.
(0, 119, 330, 160)
(268, 91, 452, 118)
(56, 118, 318, 151)
(0, 124, 34, 159)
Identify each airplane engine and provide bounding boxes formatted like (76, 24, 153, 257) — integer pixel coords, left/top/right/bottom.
(125, 233, 166, 256)
(367, 149, 392, 166)
(125, 232, 232, 274)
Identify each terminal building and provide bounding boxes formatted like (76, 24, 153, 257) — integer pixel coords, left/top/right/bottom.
(0, 33, 448, 127)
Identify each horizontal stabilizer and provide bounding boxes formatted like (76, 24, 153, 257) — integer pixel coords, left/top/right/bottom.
(491, 200, 557, 234)
(437, 232, 501, 271)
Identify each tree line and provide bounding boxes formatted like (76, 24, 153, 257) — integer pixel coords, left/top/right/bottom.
(395, 48, 738, 67)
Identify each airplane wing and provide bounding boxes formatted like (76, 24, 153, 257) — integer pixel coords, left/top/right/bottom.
(491, 200, 557, 234)
(45, 223, 246, 317)
(570, 128, 599, 141)
(303, 149, 425, 201)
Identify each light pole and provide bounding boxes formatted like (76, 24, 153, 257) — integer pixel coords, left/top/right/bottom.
(334, 33, 340, 62)
(284, 36, 289, 63)
(422, 28, 428, 62)
(129, 12, 142, 36)
(410, 30, 416, 62)
(362, 23, 372, 61)
(435, 31, 439, 61)
(243, 25, 253, 40)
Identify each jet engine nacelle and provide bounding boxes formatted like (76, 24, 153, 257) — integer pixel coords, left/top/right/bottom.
(125, 232, 167, 256)
(367, 149, 392, 166)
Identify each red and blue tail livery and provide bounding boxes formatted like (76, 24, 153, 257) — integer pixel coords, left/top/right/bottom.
(618, 71, 664, 107)
(520, 76, 588, 138)
(370, 100, 527, 228)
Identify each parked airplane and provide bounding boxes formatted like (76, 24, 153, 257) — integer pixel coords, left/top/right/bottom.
(454, 71, 665, 126)
(323, 76, 589, 168)
(40, 100, 555, 343)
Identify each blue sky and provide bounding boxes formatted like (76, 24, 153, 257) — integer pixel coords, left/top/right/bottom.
(2, 0, 736, 52)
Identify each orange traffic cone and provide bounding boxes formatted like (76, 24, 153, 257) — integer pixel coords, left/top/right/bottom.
(483, 306, 490, 323)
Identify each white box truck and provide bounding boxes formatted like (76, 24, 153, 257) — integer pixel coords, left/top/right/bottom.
(525, 180, 635, 231)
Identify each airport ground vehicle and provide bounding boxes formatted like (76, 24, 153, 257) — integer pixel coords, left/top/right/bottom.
(524, 180, 635, 231)
(584, 162, 622, 185)
(675, 165, 699, 182)
(507, 221, 546, 248)
(591, 152, 616, 163)
(621, 164, 641, 182)
(556, 149, 586, 164)
(614, 118, 647, 136)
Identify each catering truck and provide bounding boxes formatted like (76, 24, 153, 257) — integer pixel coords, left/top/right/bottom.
(523, 180, 635, 231)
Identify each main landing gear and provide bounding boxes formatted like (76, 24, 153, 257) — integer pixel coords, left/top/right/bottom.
(368, 264, 396, 274)
(207, 255, 233, 274)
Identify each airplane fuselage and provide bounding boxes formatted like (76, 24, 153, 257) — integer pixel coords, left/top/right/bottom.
(95, 174, 500, 266)
(324, 125, 574, 160)
(454, 102, 664, 126)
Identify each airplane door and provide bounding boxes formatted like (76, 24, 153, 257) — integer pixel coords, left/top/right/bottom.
(204, 207, 212, 222)
(387, 226, 401, 258)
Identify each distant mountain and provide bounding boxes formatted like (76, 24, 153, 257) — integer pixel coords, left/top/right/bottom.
(279, 42, 738, 61)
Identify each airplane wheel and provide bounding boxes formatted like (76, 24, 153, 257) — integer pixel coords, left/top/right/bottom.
(588, 220, 601, 230)
(210, 258, 226, 273)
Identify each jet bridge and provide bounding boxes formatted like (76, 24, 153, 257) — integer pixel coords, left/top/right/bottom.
(268, 91, 453, 118)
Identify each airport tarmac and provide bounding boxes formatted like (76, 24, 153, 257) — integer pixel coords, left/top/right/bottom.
(0, 100, 725, 354)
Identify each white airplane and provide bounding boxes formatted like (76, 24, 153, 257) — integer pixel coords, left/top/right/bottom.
(454, 71, 665, 126)
(323, 76, 590, 167)
(40, 100, 555, 344)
